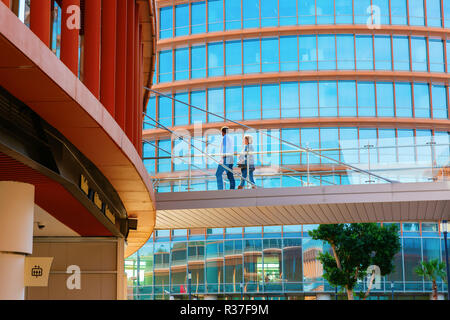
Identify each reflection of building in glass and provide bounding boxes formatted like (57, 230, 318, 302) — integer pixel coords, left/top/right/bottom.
(126, 223, 449, 300)
(138, 0, 450, 300)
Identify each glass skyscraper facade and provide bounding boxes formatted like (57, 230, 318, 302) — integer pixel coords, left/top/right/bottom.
(135, 0, 450, 299)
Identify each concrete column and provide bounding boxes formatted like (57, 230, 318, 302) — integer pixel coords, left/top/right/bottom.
(100, 0, 117, 116)
(0, 182, 34, 300)
(30, 0, 51, 46)
(115, 0, 127, 130)
(60, 0, 80, 75)
(83, 0, 102, 98)
(125, 0, 136, 141)
(316, 293, 331, 300)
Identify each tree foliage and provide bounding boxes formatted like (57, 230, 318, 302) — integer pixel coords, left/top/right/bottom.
(309, 223, 401, 299)
(414, 259, 447, 300)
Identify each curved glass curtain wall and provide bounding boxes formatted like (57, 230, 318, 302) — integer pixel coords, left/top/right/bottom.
(158, 0, 450, 40)
(145, 81, 449, 127)
(157, 34, 449, 84)
(125, 222, 449, 300)
(143, 128, 450, 193)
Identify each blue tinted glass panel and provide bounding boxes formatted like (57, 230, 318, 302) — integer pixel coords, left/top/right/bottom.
(175, 47, 189, 81)
(158, 95, 172, 127)
(339, 127, 358, 164)
(432, 85, 448, 119)
(374, 36, 392, 70)
(261, 0, 278, 27)
(191, 45, 206, 79)
(225, 40, 242, 75)
(300, 128, 319, 164)
(354, 0, 371, 24)
(321, 128, 339, 164)
(282, 129, 300, 165)
(175, 4, 189, 37)
(359, 128, 378, 164)
(208, 42, 224, 77)
(243, 39, 260, 73)
(373, 0, 390, 25)
(409, 0, 425, 26)
(411, 37, 428, 71)
(316, 0, 334, 24)
(225, 86, 242, 121)
(298, 0, 316, 25)
(159, 50, 172, 83)
(378, 129, 396, 163)
(319, 81, 337, 117)
(393, 36, 410, 71)
(391, 0, 408, 25)
(143, 143, 155, 172)
(174, 92, 189, 126)
(191, 2, 206, 34)
(300, 82, 318, 117)
(280, 0, 297, 26)
(357, 82, 376, 117)
(429, 39, 444, 73)
(225, 0, 241, 30)
(262, 84, 280, 119)
(243, 0, 260, 28)
(447, 41, 450, 73)
(208, 88, 224, 122)
(299, 35, 317, 71)
(336, 34, 355, 70)
(160, 7, 173, 39)
(280, 36, 298, 71)
(395, 82, 413, 117)
(158, 140, 172, 172)
(262, 38, 279, 72)
(445, 1, 450, 27)
(355, 35, 373, 70)
(426, 0, 442, 27)
(191, 90, 206, 124)
(414, 83, 431, 118)
(376, 82, 394, 117)
(335, 0, 353, 24)
(281, 82, 299, 118)
(144, 96, 156, 129)
(318, 35, 336, 70)
(416, 129, 433, 164)
(244, 85, 261, 120)
(338, 81, 356, 117)
(208, 0, 224, 32)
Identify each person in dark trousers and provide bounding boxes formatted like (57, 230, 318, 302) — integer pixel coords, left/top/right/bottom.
(216, 126, 235, 190)
(238, 135, 256, 189)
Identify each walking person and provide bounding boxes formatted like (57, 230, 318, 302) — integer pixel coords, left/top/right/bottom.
(238, 135, 256, 189)
(216, 126, 236, 190)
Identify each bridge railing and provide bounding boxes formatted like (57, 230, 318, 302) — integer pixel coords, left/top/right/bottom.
(142, 88, 450, 193)
(144, 136, 450, 193)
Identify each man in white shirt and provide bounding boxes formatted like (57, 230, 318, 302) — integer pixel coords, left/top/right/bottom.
(215, 126, 235, 190)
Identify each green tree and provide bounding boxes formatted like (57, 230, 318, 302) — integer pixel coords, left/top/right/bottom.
(309, 223, 401, 300)
(414, 259, 447, 300)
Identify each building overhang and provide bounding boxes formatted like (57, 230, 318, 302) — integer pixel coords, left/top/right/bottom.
(0, 3, 155, 257)
(155, 182, 450, 229)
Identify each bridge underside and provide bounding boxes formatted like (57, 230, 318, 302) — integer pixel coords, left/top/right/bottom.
(155, 182, 450, 229)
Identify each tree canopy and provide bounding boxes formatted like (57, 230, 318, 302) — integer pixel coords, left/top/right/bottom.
(309, 223, 401, 300)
